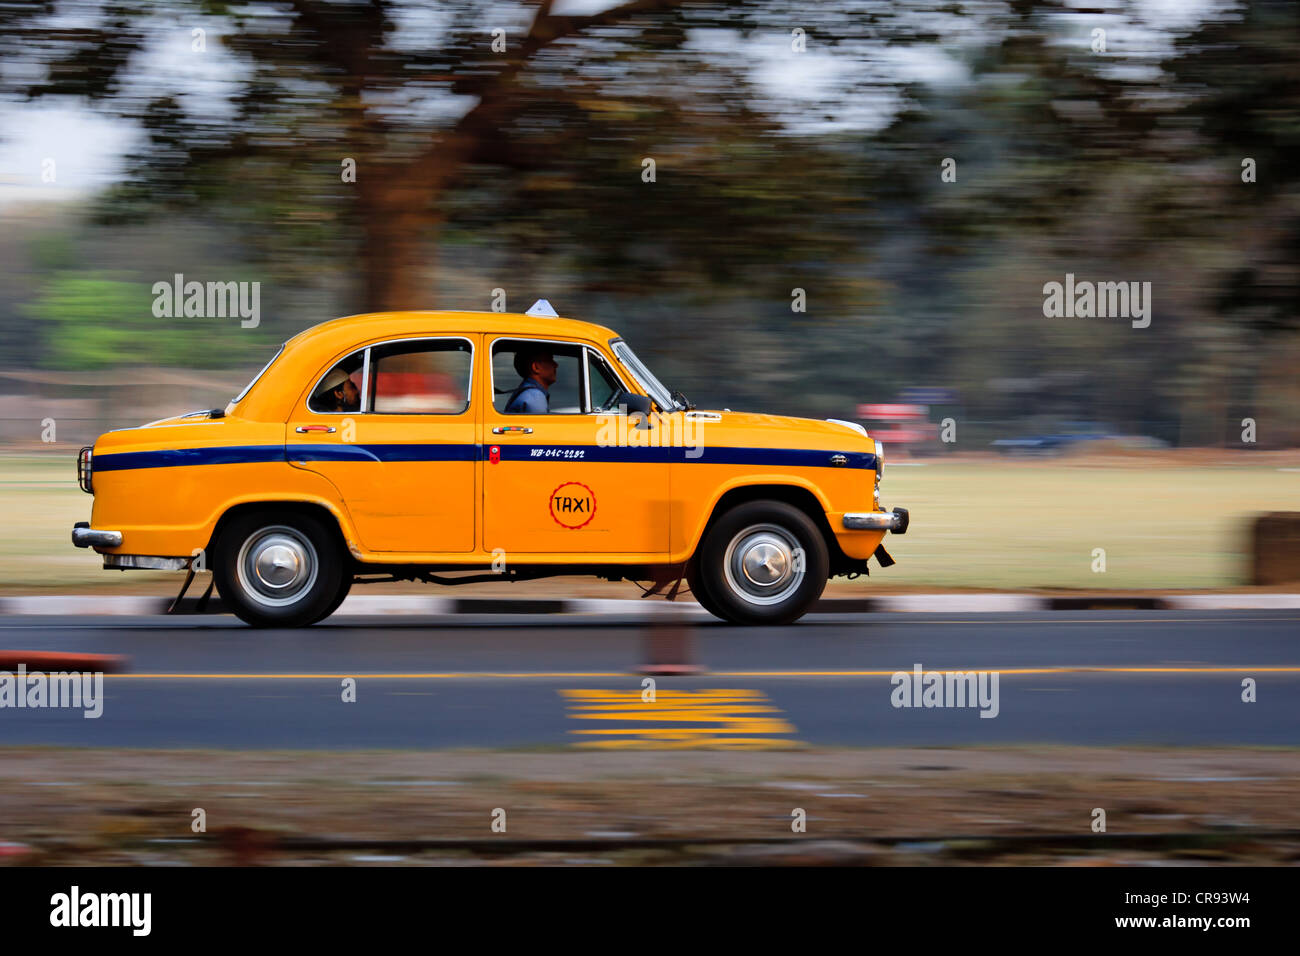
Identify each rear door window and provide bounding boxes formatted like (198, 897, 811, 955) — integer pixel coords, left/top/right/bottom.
(369, 339, 473, 414)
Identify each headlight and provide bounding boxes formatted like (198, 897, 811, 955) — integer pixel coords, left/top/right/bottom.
(77, 446, 94, 494)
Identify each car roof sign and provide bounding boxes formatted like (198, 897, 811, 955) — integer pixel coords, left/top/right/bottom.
(525, 299, 559, 317)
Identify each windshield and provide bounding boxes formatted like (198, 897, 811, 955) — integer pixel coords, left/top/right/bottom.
(610, 338, 678, 411)
(229, 344, 285, 406)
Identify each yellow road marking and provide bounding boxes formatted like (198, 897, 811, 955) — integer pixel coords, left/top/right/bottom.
(560, 688, 801, 749)
(98, 666, 1300, 679)
(571, 738, 805, 750)
(712, 666, 1300, 676)
(811, 621, 1300, 629)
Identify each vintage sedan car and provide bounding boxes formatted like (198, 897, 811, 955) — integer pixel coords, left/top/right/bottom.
(72, 303, 908, 627)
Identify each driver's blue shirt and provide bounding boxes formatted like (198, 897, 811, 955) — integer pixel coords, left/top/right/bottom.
(505, 377, 549, 414)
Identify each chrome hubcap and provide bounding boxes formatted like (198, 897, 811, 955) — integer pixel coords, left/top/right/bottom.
(743, 541, 788, 585)
(236, 526, 318, 608)
(723, 523, 804, 606)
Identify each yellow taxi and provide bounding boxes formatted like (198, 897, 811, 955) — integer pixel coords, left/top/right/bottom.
(72, 302, 908, 627)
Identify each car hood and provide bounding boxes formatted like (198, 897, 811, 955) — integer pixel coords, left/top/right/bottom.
(680, 409, 875, 453)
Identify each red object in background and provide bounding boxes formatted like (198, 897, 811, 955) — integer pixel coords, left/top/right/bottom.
(870, 426, 935, 443)
(489, 445, 500, 464)
(857, 403, 927, 421)
(0, 650, 128, 671)
(371, 369, 458, 412)
(858, 404, 937, 450)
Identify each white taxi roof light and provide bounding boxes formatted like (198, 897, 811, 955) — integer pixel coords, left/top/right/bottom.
(526, 299, 559, 318)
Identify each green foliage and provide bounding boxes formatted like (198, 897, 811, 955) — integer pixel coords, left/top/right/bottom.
(23, 272, 255, 369)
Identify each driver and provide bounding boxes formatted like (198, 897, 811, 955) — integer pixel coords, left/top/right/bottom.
(316, 366, 360, 413)
(504, 348, 557, 414)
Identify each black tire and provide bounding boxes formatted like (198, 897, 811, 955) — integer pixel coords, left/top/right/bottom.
(311, 569, 355, 625)
(212, 511, 344, 628)
(685, 558, 728, 622)
(696, 500, 829, 625)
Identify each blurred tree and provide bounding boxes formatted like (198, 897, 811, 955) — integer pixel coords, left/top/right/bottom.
(1, 0, 931, 312)
(2, 0, 1296, 443)
(1168, 0, 1300, 336)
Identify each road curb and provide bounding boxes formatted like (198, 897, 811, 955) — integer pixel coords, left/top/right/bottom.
(0, 592, 1298, 617)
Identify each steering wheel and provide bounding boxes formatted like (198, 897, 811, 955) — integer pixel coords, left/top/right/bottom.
(596, 387, 625, 413)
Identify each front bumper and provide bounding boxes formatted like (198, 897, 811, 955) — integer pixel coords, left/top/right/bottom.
(71, 522, 122, 548)
(843, 507, 909, 534)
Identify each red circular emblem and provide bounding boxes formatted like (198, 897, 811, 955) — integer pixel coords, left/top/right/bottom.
(549, 481, 597, 529)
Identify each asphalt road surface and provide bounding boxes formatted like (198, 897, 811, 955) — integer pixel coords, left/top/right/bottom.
(1, 610, 1297, 749)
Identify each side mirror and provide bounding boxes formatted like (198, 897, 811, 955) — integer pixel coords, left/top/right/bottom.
(623, 393, 653, 429)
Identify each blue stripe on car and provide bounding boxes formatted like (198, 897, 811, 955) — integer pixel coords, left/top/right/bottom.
(92, 446, 288, 471)
(289, 443, 479, 463)
(491, 445, 876, 468)
(94, 444, 876, 471)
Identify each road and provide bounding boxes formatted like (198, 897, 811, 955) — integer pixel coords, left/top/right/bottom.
(0, 610, 1297, 749)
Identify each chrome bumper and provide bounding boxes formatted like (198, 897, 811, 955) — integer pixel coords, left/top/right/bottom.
(71, 523, 123, 548)
(103, 554, 190, 571)
(843, 507, 909, 534)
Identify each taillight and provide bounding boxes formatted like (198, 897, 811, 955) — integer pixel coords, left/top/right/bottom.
(77, 446, 93, 494)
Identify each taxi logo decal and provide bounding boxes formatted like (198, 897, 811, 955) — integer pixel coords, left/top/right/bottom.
(549, 481, 597, 529)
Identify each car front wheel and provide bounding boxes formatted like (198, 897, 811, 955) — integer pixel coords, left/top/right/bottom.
(696, 501, 829, 625)
(212, 511, 344, 628)
(685, 558, 728, 621)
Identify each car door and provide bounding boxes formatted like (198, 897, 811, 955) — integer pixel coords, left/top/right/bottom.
(481, 337, 669, 557)
(287, 335, 478, 553)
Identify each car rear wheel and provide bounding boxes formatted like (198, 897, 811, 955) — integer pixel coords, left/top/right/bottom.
(697, 500, 829, 625)
(312, 571, 355, 625)
(212, 511, 344, 628)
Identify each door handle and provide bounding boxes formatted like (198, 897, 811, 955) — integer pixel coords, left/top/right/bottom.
(295, 425, 337, 433)
(492, 426, 533, 434)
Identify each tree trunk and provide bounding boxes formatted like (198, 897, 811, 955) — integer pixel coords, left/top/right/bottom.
(356, 174, 439, 312)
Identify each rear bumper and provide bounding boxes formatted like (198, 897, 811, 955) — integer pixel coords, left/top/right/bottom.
(73, 523, 190, 570)
(71, 523, 122, 548)
(842, 507, 909, 534)
(103, 554, 190, 571)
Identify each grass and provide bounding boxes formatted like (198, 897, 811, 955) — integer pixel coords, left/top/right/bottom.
(2, 449, 1297, 592)
(878, 455, 1298, 589)
(2, 454, 112, 590)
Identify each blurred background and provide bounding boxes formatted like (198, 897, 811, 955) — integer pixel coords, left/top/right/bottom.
(2, 1, 1299, 874)
(1, 0, 1297, 591)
